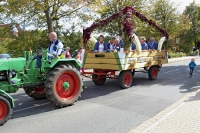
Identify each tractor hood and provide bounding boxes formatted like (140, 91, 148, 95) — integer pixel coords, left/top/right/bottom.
(0, 57, 26, 71)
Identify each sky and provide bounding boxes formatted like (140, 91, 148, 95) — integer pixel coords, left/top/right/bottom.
(173, 0, 200, 13)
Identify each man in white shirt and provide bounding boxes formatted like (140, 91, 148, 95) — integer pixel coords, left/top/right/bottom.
(49, 32, 64, 56)
(36, 32, 64, 68)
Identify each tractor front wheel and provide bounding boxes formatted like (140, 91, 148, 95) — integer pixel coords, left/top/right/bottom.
(45, 65, 82, 107)
(24, 86, 46, 100)
(118, 70, 133, 89)
(0, 96, 12, 126)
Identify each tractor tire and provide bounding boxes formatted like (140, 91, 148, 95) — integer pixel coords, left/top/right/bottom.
(45, 64, 82, 107)
(148, 66, 158, 80)
(92, 74, 106, 86)
(118, 70, 133, 89)
(0, 96, 12, 126)
(24, 86, 46, 100)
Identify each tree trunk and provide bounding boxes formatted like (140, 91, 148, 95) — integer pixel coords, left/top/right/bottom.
(44, 10, 53, 33)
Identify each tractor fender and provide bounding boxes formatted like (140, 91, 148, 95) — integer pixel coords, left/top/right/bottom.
(0, 90, 15, 108)
(48, 59, 82, 68)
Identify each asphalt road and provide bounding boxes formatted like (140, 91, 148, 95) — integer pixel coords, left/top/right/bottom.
(1, 58, 200, 133)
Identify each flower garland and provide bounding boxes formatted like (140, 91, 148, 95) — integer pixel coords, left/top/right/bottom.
(121, 6, 135, 50)
(83, 6, 169, 49)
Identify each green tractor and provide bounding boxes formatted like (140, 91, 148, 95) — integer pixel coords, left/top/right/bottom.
(0, 49, 83, 126)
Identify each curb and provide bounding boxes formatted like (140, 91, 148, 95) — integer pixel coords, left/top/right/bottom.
(128, 87, 200, 133)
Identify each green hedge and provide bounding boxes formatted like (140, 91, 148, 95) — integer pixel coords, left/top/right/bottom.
(168, 52, 186, 58)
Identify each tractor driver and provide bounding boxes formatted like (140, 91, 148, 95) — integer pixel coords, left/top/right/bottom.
(48, 32, 64, 57)
(36, 32, 64, 68)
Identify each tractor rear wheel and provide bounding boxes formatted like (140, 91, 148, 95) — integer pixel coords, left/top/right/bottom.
(0, 96, 12, 126)
(24, 86, 46, 100)
(45, 65, 82, 107)
(148, 66, 158, 80)
(118, 70, 133, 89)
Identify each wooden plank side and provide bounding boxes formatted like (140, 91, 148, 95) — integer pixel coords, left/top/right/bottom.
(84, 56, 167, 66)
(83, 51, 168, 70)
(84, 51, 167, 58)
(85, 52, 117, 58)
(84, 63, 121, 70)
(84, 59, 167, 70)
(126, 51, 167, 57)
(84, 58, 119, 64)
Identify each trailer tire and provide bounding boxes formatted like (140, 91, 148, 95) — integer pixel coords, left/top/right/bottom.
(148, 66, 158, 80)
(24, 86, 46, 100)
(119, 70, 133, 89)
(0, 96, 12, 126)
(45, 64, 82, 107)
(92, 74, 106, 86)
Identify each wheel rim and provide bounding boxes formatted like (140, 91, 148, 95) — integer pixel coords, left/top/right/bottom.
(152, 68, 158, 78)
(0, 101, 8, 121)
(56, 71, 80, 100)
(33, 86, 45, 94)
(124, 72, 131, 86)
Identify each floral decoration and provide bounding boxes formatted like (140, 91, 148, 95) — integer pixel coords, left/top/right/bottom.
(83, 6, 169, 50)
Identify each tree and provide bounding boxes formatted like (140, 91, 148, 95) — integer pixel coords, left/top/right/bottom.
(3, 0, 99, 33)
(62, 24, 82, 52)
(184, 1, 200, 47)
(137, 0, 179, 40)
(173, 13, 192, 53)
(6, 30, 49, 57)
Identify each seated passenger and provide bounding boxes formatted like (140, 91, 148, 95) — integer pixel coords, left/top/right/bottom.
(131, 43, 136, 50)
(115, 39, 122, 51)
(139, 36, 148, 50)
(119, 36, 124, 47)
(93, 35, 107, 52)
(147, 37, 158, 50)
(65, 47, 72, 58)
(107, 37, 116, 52)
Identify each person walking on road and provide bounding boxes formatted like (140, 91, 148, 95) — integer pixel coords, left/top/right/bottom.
(189, 58, 196, 77)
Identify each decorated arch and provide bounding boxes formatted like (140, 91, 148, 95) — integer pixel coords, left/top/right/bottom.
(83, 6, 169, 50)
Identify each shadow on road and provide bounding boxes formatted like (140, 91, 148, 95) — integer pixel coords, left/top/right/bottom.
(10, 80, 121, 120)
(186, 89, 200, 102)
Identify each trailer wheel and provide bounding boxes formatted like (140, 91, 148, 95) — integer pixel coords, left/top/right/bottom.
(119, 70, 133, 89)
(24, 86, 46, 100)
(45, 65, 82, 107)
(92, 74, 106, 86)
(0, 96, 12, 126)
(148, 66, 158, 80)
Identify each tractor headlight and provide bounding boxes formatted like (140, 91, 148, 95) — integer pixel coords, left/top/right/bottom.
(10, 70, 17, 78)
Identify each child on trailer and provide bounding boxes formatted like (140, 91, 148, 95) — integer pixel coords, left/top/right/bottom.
(65, 47, 72, 58)
(189, 58, 196, 78)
